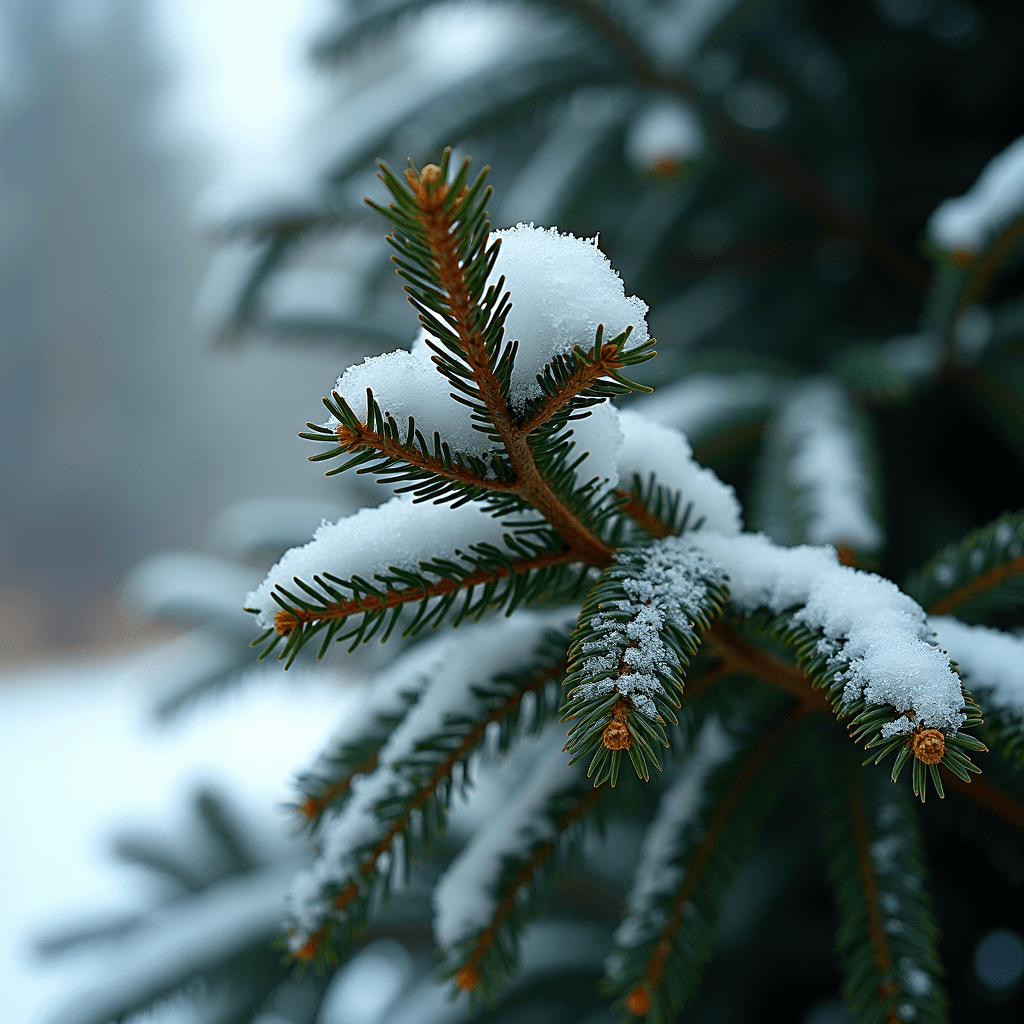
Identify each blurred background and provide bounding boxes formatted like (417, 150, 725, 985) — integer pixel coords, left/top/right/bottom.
(1, 0, 1022, 1022)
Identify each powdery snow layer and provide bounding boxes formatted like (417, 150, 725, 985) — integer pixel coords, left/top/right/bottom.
(616, 409, 742, 535)
(286, 610, 577, 944)
(929, 616, 1024, 721)
(775, 379, 883, 552)
(572, 535, 728, 718)
(611, 720, 731, 953)
(689, 533, 966, 734)
(331, 330, 623, 488)
(246, 495, 525, 629)
(489, 225, 649, 409)
(432, 727, 583, 949)
(928, 135, 1024, 253)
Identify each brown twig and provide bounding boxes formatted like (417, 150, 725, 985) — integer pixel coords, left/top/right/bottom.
(546, 0, 928, 295)
(274, 548, 577, 635)
(616, 489, 674, 539)
(334, 417, 517, 492)
(926, 553, 1024, 616)
(405, 168, 615, 568)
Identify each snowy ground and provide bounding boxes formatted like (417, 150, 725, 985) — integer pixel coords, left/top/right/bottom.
(0, 634, 353, 1024)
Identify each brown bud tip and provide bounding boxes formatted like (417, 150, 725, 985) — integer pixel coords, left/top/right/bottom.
(293, 927, 326, 962)
(274, 609, 298, 636)
(299, 796, 318, 820)
(949, 247, 975, 268)
(836, 545, 856, 567)
(602, 718, 632, 751)
(419, 163, 442, 186)
(911, 728, 945, 765)
(651, 155, 681, 178)
(454, 964, 478, 990)
(625, 985, 652, 1015)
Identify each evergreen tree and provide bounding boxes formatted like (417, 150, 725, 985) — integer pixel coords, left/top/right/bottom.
(46, 1, 1024, 1022)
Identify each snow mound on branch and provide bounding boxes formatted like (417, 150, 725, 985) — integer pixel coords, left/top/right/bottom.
(775, 379, 883, 552)
(490, 224, 649, 409)
(690, 532, 966, 733)
(287, 611, 576, 945)
(432, 726, 582, 950)
(928, 135, 1024, 253)
(329, 333, 623, 489)
(616, 409, 742, 535)
(929, 616, 1024, 722)
(245, 495, 520, 629)
(611, 720, 731, 953)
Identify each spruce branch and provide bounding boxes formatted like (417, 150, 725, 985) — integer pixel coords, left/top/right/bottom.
(941, 767, 1024, 832)
(369, 153, 618, 568)
(259, 544, 580, 664)
(821, 751, 947, 1024)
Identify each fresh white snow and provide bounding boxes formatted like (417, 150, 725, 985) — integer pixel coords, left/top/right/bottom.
(616, 409, 742, 535)
(625, 97, 705, 172)
(929, 616, 1024, 722)
(928, 135, 1024, 253)
(774, 379, 883, 552)
(246, 495, 525, 629)
(689, 532, 966, 733)
(489, 225, 649, 409)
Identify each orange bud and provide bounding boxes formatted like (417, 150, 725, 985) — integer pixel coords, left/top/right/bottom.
(454, 964, 478, 990)
(911, 728, 945, 765)
(948, 248, 975, 268)
(293, 926, 326, 962)
(625, 984, 652, 1015)
(299, 796, 319, 820)
(836, 545, 856, 567)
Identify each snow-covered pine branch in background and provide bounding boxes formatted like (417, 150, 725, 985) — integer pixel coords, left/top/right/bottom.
(904, 508, 1024, 620)
(819, 751, 946, 1024)
(286, 611, 574, 962)
(763, 377, 883, 561)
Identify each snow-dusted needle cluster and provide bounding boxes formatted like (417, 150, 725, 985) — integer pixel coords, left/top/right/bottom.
(573, 535, 727, 719)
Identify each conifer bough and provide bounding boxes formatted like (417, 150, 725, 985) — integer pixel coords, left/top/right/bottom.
(238, 151, 1024, 1023)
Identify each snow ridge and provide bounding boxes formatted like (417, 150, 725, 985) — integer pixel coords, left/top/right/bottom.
(689, 533, 966, 734)
(616, 410, 743, 536)
(573, 535, 727, 719)
(928, 616, 1024, 722)
(610, 720, 732, 954)
(286, 610, 576, 947)
(775, 378, 883, 552)
(928, 135, 1024, 253)
(246, 495, 527, 630)
(432, 727, 583, 950)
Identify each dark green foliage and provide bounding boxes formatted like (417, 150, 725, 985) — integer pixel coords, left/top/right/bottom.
(818, 746, 947, 1024)
(904, 508, 1024, 621)
(603, 695, 801, 1023)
